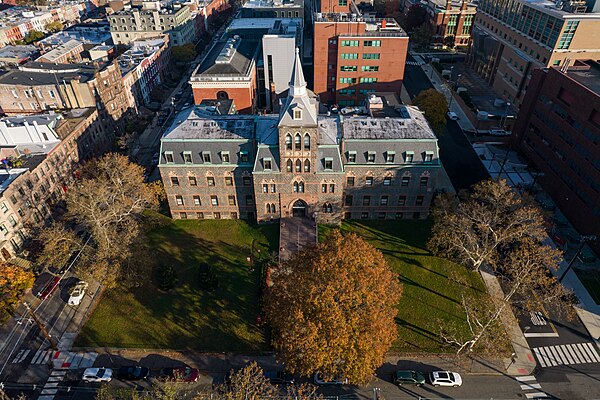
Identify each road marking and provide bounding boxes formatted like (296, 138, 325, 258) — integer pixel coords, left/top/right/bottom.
(577, 343, 593, 363)
(520, 383, 542, 390)
(11, 349, 30, 364)
(524, 332, 560, 338)
(31, 349, 44, 364)
(533, 348, 548, 367)
(525, 392, 549, 398)
(516, 375, 536, 382)
(530, 311, 547, 326)
(534, 343, 600, 367)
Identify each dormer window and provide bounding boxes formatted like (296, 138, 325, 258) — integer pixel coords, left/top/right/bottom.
(386, 151, 395, 163)
(264, 158, 272, 170)
(221, 152, 230, 163)
(294, 109, 302, 120)
(202, 151, 211, 163)
(404, 151, 414, 163)
(367, 151, 376, 163)
(183, 151, 192, 164)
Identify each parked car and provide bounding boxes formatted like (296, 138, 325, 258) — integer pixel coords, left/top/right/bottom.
(37, 275, 61, 300)
(117, 365, 150, 380)
(264, 371, 294, 385)
(429, 371, 462, 387)
(393, 370, 426, 386)
(82, 368, 113, 383)
(67, 281, 88, 306)
(159, 367, 199, 382)
(488, 129, 511, 137)
(446, 111, 459, 121)
(313, 372, 348, 385)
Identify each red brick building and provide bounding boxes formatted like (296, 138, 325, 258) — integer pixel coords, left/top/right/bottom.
(512, 60, 600, 251)
(426, 0, 476, 48)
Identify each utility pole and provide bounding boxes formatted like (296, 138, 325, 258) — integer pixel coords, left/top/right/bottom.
(24, 302, 57, 350)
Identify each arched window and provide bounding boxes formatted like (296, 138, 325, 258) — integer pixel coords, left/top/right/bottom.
(322, 202, 333, 213)
(298, 181, 304, 193)
(217, 91, 229, 100)
(271, 203, 276, 213)
(266, 203, 272, 213)
(285, 134, 292, 150)
(294, 133, 301, 150)
(286, 159, 293, 172)
(304, 134, 310, 150)
(304, 159, 310, 172)
(295, 159, 302, 172)
(293, 181, 299, 192)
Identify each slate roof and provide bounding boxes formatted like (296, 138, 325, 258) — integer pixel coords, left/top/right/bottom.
(254, 145, 281, 172)
(163, 107, 256, 140)
(196, 37, 259, 77)
(0, 62, 97, 85)
(342, 106, 435, 140)
(278, 48, 318, 127)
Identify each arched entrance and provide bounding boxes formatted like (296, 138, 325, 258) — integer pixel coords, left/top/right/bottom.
(292, 199, 307, 218)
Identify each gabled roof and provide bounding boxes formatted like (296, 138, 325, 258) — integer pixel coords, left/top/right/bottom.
(278, 48, 318, 127)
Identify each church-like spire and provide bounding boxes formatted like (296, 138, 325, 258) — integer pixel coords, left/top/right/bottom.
(289, 48, 307, 97)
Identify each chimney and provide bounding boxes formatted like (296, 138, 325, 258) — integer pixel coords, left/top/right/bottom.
(381, 19, 387, 28)
(461, 0, 467, 10)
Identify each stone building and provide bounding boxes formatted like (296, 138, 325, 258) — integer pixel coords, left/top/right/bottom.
(160, 50, 452, 223)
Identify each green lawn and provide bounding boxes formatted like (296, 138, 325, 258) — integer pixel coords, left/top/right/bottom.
(574, 268, 600, 305)
(76, 217, 278, 352)
(320, 220, 487, 353)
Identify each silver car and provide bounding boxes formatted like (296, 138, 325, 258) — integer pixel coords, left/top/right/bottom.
(68, 281, 88, 306)
(429, 370, 462, 387)
(82, 367, 113, 383)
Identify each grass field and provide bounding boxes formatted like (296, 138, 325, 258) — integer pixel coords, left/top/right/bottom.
(76, 217, 278, 352)
(320, 220, 487, 353)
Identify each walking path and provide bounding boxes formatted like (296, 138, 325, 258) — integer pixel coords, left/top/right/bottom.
(278, 217, 317, 262)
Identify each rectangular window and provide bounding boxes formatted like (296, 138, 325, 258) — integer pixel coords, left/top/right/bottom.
(210, 195, 219, 206)
(362, 53, 380, 60)
(243, 177, 252, 186)
(175, 195, 184, 205)
(180, 212, 187, 219)
(347, 151, 356, 163)
(324, 158, 333, 170)
(424, 152, 434, 162)
(386, 152, 395, 163)
(0, 203, 7, 213)
(207, 177, 215, 186)
(264, 158, 272, 170)
(380, 195, 388, 206)
(367, 152, 376, 163)
(363, 196, 371, 206)
(164, 152, 174, 163)
(360, 77, 378, 84)
(189, 176, 197, 186)
(228, 195, 236, 206)
(183, 151, 192, 164)
(263, 184, 269, 193)
(398, 195, 406, 206)
(321, 184, 327, 193)
(347, 176, 355, 186)
(341, 40, 359, 47)
(339, 89, 356, 95)
(329, 184, 335, 193)
(231, 212, 238, 219)
(420, 177, 429, 187)
(345, 195, 353, 206)
(341, 53, 358, 60)
(416, 195, 424, 206)
(202, 151, 211, 163)
(401, 176, 410, 187)
(340, 65, 357, 72)
(404, 152, 414, 163)
(240, 152, 249, 163)
(363, 40, 381, 47)
(338, 0, 347, 5)
(171, 176, 179, 186)
(222, 152, 230, 163)
(246, 195, 254, 206)
(214, 212, 221, 219)
(8, 215, 16, 227)
(395, 212, 404, 219)
(197, 212, 204, 219)
(271, 184, 276, 193)
(361, 66, 379, 72)
(383, 177, 392, 186)
(378, 212, 386, 220)
(361, 212, 369, 219)
(225, 177, 233, 186)
(339, 77, 357, 84)
(366, 176, 373, 186)
(193, 196, 201, 205)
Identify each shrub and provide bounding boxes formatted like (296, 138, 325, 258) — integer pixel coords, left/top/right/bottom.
(156, 264, 178, 291)
(198, 264, 218, 292)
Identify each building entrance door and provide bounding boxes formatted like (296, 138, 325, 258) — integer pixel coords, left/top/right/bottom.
(292, 199, 307, 218)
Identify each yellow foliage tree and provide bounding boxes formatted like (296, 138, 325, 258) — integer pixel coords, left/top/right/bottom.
(0, 261, 34, 322)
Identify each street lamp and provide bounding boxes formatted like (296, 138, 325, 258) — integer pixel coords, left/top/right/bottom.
(558, 235, 598, 283)
(500, 102, 511, 130)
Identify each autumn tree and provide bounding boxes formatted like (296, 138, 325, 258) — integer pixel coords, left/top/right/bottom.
(172, 43, 197, 63)
(0, 261, 34, 322)
(265, 230, 402, 385)
(44, 21, 64, 33)
(428, 179, 546, 271)
(414, 88, 447, 134)
(30, 223, 88, 273)
(23, 30, 44, 44)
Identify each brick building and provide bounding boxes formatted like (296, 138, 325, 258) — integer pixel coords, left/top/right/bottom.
(37, 39, 85, 64)
(425, 0, 476, 48)
(160, 50, 452, 223)
(512, 60, 600, 251)
(313, 0, 409, 107)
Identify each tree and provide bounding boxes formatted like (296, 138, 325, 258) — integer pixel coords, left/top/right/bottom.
(172, 43, 197, 63)
(410, 24, 433, 49)
(443, 35, 456, 49)
(0, 261, 34, 322)
(428, 179, 546, 271)
(30, 223, 88, 273)
(23, 30, 44, 44)
(403, 4, 428, 32)
(44, 21, 64, 33)
(265, 230, 402, 385)
(413, 88, 447, 134)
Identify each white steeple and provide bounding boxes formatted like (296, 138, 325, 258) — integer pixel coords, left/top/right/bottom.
(279, 47, 318, 127)
(289, 48, 307, 97)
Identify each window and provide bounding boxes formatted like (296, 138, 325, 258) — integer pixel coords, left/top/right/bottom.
(322, 203, 333, 213)
(9, 195, 16, 205)
(339, 77, 357, 84)
(214, 212, 222, 219)
(228, 195, 236, 206)
(341, 53, 358, 60)
(324, 158, 333, 170)
(398, 195, 406, 206)
(285, 134, 292, 150)
(404, 152, 414, 163)
(295, 134, 301, 150)
(294, 110, 302, 120)
(339, 89, 356, 95)
(222, 152, 230, 163)
(304, 159, 311, 172)
(367, 152, 376, 163)
(246, 195, 254, 206)
(183, 151, 192, 164)
(378, 212, 386, 220)
(329, 184, 335, 193)
(361, 212, 369, 219)
(366, 176, 373, 186)
(361, 66, 379, 72)
(197, 212, 204, 219)
(341, 40, 359, 47)
(420, 177, 429, 187)
(340, 65, 357, 72)
(202, 152, 211, 163)
(322, 184, 327, 193)
(225, 177, 233, 186)
(295, 159, 302, 172)
(360, 77, 378, 83)
(304, 134, 310, 150)
(364, 40, 381, 47)
(175, 195, 184, 205)
(243, 177, 252, 186)
(345, 195, 353, 206)
(416, 195, 424, 206)
(347, 152, 356, 163)
(231, 212, 238, 219)
(180, 212, 188, 219)
(401, 176, 410, 186)
(240, 151, 249, 163)
(338, 0, 347, 5)
(362, 53, 380, 60)
(193, 196, 201, 206)
(424, 152, 434, 162)
(210, 196, 219, 206)
(271, 184, 276, 193)
(286, 159, 293, 172)
(0, 203, 7, 213)
(385, 152, 395, 163)
(206, 177, 215, 186)
(171, 176, 179, 186)
(378, 195, 388, 206)
(347, 176, 355, 186)
(293, 181, 305, 193)
(164, 152, 174, 163)
(383, 177, 392, 186)
(8, 215, 16, 227)
(363, 196, 371, 206)
(264, 158, 272, 170)
(263, 184, 269, 193)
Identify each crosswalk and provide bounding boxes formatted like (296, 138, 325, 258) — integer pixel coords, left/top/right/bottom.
(533, 342, 600, 368)
(516, 376, 549, 399)
(406, 61, 425, 66)
(38, 369, 67, 400)
(530, 311, 547, 326)
(11, 349, 54, 365)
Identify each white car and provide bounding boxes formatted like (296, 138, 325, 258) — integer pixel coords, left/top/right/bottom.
(446, 111, 459, 120)
(313, 372, 348, 385)
(488, 129, 511, 136)
(68, 281, 88, 306)
(429, 371, 462, 387)
(82, 367, 113, 383)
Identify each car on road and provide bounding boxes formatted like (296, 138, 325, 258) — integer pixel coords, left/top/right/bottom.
(488, 129, 511, 137)
(393, 370, 426, 386)
(82, 368, 113, 383)
(159, 367, 199, 382)
(313, 372, 348, 385)
(429, 371, 462, 387)
(37, 275, 60, 300)
(67, 280, 88, 306)
(117, 365, 150, 380)
(446, 111, 459, 120)
(264, 371, 294, 385)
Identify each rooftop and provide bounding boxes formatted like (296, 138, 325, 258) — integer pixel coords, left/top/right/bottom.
(315, 15, 407, 36)
(243, 0, 303, 8)
(117, 37, 166, 75)
(565, 60, 600, 96)
(429, 0, 478, 9)
(38, 23, 112, 47)
(0, 168, 28, 194)
(163, 108, 257, 140)
(37, 39, 83, 62)
(192, 36, 259, 78)
(225, 17, 300, 31)
(0, 62, 98, 86)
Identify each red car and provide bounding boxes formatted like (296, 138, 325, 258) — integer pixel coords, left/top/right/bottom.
(37, 276, 61, 300)
(159, 367, 199, 382)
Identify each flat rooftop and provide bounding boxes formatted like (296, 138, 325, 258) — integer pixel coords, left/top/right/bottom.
(163, 108, 257, 140)
(243, 0, 303, 7)
(566, 61, 600, 96)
